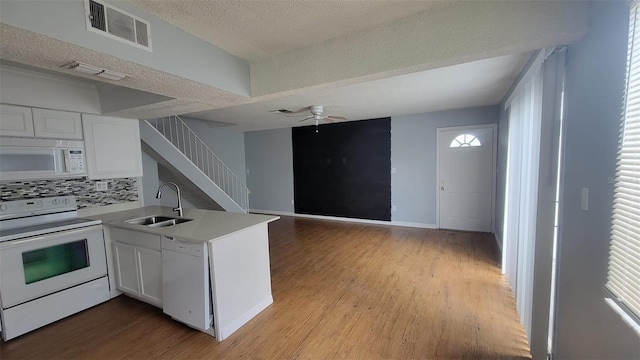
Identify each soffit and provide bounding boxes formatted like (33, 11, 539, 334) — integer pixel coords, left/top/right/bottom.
(128, 0, 445, 61)
(187, 51, 531, 131)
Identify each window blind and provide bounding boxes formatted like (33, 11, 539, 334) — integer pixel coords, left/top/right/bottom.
(606, 1, 640, 323)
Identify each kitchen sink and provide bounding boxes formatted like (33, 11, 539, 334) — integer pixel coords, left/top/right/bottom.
(126, 215, 192, 227)
(148, 218, 192, 227)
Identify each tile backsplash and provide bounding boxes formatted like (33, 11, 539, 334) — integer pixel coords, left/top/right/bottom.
(0, 177, 139, 208)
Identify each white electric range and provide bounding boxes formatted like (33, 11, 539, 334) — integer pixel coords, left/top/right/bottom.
(0, 196, 110, 341)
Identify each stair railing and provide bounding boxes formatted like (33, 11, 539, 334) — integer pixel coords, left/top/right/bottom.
(145, 116, 249, 212)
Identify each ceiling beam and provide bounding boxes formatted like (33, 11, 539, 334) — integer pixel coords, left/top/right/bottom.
(249, 1, 588, 98)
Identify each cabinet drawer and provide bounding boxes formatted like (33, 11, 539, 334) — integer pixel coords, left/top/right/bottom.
(111, 227, 161, 250)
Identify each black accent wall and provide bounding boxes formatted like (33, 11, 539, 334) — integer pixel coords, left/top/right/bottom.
(292, 118, 391, 221)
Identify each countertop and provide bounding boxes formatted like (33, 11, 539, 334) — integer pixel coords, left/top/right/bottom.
(84, 206, 279, 243)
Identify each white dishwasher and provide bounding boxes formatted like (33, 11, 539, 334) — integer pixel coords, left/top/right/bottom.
(161, 236, 213, 334)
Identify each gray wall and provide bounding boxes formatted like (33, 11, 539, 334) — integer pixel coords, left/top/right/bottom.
(0, 64, 101, 114)
(97, 84, 172, 114)
(141, 151, 161, 206)
(140, 151, 202, 210)
(391, 106, 499, 225)
(180, 117, 247, 185)
(0, 1, 250, 96)
(244, 128, 295, 212)
(141, 119, 245, 210)
(553, 2, 639, 358)
(244, 106, 499, 224)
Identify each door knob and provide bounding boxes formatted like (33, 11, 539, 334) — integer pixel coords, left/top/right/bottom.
(441, 186, 445, 191)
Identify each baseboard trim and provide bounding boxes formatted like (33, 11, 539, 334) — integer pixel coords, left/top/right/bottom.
(249, 209, 437, 229)
(392, 221, 438, 229)
(494, 232, 503, 253)
(218, 295, 273, 341)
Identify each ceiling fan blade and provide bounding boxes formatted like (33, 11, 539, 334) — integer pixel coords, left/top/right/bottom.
(287, 114, 312, 118)
(326, 116, 347, 121)
(298, 116, 313, 122)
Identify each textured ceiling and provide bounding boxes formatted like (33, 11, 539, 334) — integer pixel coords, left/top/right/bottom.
(0, 1, 585, 131)
(128, 0, 445, 61)
(187, 52, 531, 131)
(0, 24, 253, 117)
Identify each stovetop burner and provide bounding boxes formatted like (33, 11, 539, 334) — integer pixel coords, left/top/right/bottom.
(0, 196, 102, 242)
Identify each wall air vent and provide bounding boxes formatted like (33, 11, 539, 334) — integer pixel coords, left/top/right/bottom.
(84, 0, 152, 51)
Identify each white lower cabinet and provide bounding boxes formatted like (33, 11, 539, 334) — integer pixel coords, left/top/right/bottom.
(111, 228, 162, 308)
(113, 242, 139, 296)
(136, 247, 162, 306)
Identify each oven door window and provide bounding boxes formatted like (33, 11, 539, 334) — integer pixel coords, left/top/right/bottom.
(22, 239, 90, 284)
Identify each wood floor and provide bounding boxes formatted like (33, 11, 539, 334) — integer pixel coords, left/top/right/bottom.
(0, 217, 530, 359)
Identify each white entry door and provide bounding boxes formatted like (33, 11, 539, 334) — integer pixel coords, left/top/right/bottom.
(437, 125, 496, 232)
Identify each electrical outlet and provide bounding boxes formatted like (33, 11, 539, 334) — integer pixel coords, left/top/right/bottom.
(391, 167, 396, 174)
(291, 199, 294, 205)
(95, 181, 108, 191)
(392, 205, 397, 212)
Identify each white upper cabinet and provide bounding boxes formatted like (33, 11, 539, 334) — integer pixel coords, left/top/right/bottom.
(1, 105, 83, 140)
(0, 104, 35, 137)
(32, 108, 83, 140)
(82, 114, 143, 180)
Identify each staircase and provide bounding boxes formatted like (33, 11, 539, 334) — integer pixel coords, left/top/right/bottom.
(140, 116, 249, 213)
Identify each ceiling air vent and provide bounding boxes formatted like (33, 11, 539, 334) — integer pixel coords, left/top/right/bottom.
(84, 0, 152, 51)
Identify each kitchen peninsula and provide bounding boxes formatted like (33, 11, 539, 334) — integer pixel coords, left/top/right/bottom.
(85, 206, 279, 341)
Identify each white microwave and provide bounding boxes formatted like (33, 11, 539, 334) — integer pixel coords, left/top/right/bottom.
(0, 137, 87, 181)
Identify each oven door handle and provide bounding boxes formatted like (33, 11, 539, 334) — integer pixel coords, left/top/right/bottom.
(0, 224, 103, 249)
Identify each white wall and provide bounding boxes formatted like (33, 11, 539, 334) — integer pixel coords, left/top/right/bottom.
(391, 106, 499, 226)
(494, 105, 509, 250)
(244, 128, 295, 213)
(553, 2, 639, 358)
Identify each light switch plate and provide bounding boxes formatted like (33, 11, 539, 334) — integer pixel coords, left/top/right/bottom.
(581, 187, 589, 211)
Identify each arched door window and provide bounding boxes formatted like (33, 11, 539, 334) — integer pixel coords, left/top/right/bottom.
(449, 134, 481, 148)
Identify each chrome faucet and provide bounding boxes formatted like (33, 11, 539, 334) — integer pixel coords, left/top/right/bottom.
(155, 182, 183, 217)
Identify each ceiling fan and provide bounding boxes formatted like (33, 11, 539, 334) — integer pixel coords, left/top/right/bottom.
(288, 105, 347, 132)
